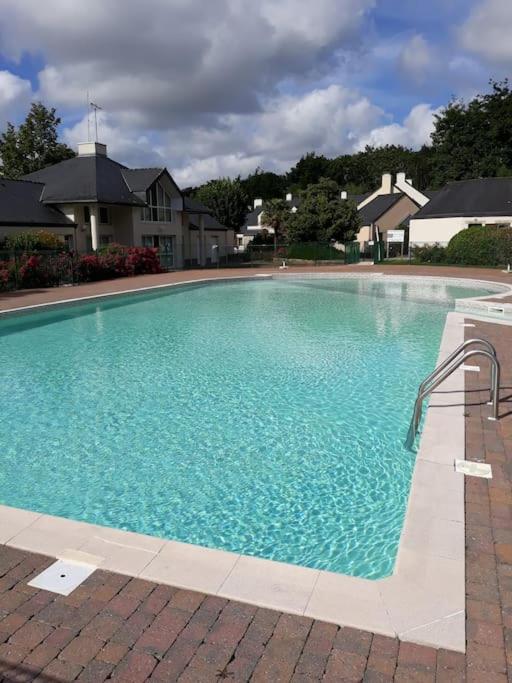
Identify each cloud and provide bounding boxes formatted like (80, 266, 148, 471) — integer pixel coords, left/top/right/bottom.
(0, 0, 375, 129)
(460, 0, 512, 64)
(58, 86, 440, 185)
(0, 71, 32, 122)
(357, 103, 441, 150)
(398, 35, 437, 84)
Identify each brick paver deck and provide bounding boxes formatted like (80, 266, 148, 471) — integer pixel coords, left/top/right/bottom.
(0, 265, 511, 681)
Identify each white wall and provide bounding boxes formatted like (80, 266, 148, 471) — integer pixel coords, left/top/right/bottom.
(409, 216, 512, 247)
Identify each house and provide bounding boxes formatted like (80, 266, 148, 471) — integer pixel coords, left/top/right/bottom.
(409, 177, 512, 248)
(0, 141, 235, 269)
(238, 192, 300, 249)
(350, 173, 431, 254)
(237, 174, 431, 253)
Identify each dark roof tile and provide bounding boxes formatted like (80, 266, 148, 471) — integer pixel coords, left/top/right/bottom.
(414, 177, 512, 219)
(0, 179, 75, 227)
(358, 193, 403, 225)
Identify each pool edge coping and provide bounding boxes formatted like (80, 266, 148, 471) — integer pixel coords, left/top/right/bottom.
(1, 271, 500, 653)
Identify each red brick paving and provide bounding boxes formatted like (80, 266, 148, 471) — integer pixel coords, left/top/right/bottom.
(0, 266, 512, 680)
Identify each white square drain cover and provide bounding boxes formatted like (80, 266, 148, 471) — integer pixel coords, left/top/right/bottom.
(28, 560, 97, 595)
(455, 459, 492, 478)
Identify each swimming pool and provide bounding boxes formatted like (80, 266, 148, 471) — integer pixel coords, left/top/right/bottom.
(0, 277, 497, 579)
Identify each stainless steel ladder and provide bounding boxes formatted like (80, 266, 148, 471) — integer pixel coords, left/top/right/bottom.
(405, 339, 501, 450)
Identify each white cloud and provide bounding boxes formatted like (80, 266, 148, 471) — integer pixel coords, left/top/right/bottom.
(357, 103, 441, 150)
(0, 70, 32, 122)
(0, 0, 375, 129)
(398, 34, 436, 83)
(460, 0, 512, 63)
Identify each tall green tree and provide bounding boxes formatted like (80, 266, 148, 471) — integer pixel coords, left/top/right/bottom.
(241, 167, 288, 202)
(287, 152, 330, 190)
(430, 80, 512, 185)
(0, 102, 75, 178)
(194, 177, 249, 230)
(287, 178, 361, 243)
(260, 198, 291, 250)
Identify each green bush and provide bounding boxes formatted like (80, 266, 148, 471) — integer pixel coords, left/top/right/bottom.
(4, 230, 66, 252)
(446, 226, 512, 266)
(412, 243, 447, 263)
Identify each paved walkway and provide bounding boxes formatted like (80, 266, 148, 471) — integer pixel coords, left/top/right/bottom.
(0, 264, 511, 313)
(0, 265, 511, 680)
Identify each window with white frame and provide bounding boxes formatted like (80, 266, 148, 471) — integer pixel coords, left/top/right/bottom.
(141, 181, 173, 222)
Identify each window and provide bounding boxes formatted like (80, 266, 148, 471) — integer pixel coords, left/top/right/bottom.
(84, 206, 90, 224)
(142, 235, 174, 269)
(99, 207, 110, 224)
(99, 235, 113, 246)
(141, 181, 173, 222)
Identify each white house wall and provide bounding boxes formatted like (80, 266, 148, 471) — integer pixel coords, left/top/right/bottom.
(409, 216, 512, 247)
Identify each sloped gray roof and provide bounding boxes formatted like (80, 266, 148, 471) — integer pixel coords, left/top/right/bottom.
(190, 214, 230, 231)
(0, 178, 76, 227)
(358, 193, 403, 225)
(121, 168, 163, 193)
(183, 196, 213, 214)
(24, 155, 145, 206)
(414, 177, 512, 219)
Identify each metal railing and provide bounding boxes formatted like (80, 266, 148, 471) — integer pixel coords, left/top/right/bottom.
(405, 339, 500, 450)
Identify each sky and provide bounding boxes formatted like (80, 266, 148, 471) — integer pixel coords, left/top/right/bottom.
(0, 0, 511, 186)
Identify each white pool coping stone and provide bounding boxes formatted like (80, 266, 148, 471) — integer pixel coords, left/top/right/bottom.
(1, 271, 509, 652)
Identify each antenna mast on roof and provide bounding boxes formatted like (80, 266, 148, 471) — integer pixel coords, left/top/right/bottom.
(86, 91, 91, 142)
(90, 102, 102, 142)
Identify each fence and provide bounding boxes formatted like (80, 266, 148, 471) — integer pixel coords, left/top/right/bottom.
(242, 242, 360, 266)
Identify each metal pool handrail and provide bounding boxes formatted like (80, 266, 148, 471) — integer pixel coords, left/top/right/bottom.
(406, 343, 500, 450)
(418, 338, 496, 398)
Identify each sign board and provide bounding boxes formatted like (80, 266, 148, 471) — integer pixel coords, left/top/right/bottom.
(387, 230, 405, 242)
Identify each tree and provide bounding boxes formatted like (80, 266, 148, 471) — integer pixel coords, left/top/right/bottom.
(287, 178, 361, 243)
(0, 102, 75, 178)
(260, 198, 291, 250)
(241, 167, 288, 202)
(287, 152, 330, 190)
(430, 80, 512, 185)
(194, 177, 249, 230)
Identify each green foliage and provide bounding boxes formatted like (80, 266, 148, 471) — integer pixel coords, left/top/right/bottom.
(287, 178, 361, 243)
(260, 198, 291, 246)
(4, 230, 66, 251)
(0, 102, 75, 178)
(412, 243, 447, 263)
(194, 177, 249, 230)
(445, 226, 512, 266)
(431, 80, 512, 186)
(241, 167, 288, 202)
(287, 152, 330, 190)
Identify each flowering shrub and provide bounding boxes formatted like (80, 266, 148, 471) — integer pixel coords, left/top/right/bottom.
(0, 244, 163, 289)
(76, 246, 162, 282)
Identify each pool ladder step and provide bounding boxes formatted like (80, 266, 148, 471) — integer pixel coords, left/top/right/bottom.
(405, 338, 500, 450)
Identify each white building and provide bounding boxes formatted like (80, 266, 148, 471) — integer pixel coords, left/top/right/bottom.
(409, 177, 512, 247)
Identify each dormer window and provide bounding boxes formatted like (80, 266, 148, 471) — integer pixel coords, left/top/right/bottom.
(141, 181, 172, 222)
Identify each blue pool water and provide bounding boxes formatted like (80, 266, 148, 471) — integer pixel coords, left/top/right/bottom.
(0, 278, 496, 578)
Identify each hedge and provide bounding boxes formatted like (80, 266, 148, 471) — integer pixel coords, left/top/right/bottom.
(446, 226, 512, 266)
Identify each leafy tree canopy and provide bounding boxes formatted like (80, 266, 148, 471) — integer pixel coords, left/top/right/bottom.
(431, 79, 512, 185)
(241, 167, 288, 202)
(0, 102, 75, 178)
(287, 178, 361, 243)
(194, 177, 249, 230)
(260, 198, 291, 247)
